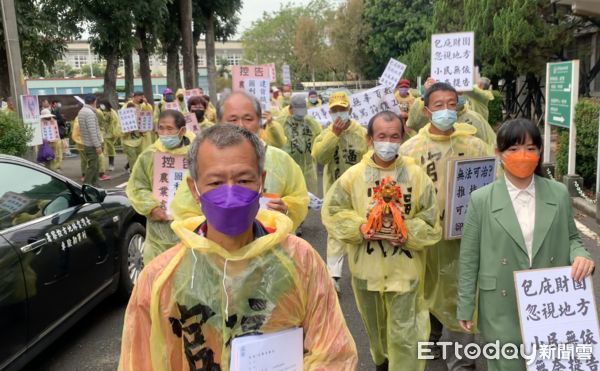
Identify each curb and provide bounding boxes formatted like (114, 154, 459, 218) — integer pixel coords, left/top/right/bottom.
(572, 197, 596, 219)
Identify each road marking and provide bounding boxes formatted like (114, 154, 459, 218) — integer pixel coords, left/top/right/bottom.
(116, 182, 128, 189)
(575, 220, 599, 244)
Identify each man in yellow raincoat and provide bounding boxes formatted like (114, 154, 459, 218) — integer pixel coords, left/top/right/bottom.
(277, 84, 293, 108)
(121, 102, 144, 171)
(395, 79, 417, 138)
(170, 91, 308, 232)
(130, 91, 155, 150)
(175, 88, 188, 113)
(456, 92, 496, 149)
(126, 110, 194, 265)
(464, 77, 494, 121)
(400, 82, 493, 370)
(119, 124, 357, 370)
(282, 95, 322, 194)
(307, 89, 322, 108)
(322, 111, 441, 371)
(97, 100, 120, 173)
(187, 95, 215, 131)
(312, 91, 368, 291)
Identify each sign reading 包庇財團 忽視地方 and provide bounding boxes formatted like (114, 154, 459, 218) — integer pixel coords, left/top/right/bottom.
(514, 266, 600, 370)
(431, 32, 475, 92)
(546, 61, 576, 129)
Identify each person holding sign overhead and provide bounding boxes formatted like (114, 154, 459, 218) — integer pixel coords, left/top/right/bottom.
(126, 110, 193, 265)
(312, 91, 368, 292)
(457, 118, 594, 371)
(322, 111, 441, 371)
(120, 124, 357, 371)
(400, 82, 493, 370)
(129, 91, 155, 150)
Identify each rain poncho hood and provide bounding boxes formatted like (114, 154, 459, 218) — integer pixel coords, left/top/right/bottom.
(169, 145, 309, 231)
(464, 86, 494, 121)
(457, 107, 496, 149)
(400, 123, 493, 332)
(118, 209, 358, 370)
(281, 115, 322, 194)
(258, 119, 287, 148)
(126, 136, 192, 264)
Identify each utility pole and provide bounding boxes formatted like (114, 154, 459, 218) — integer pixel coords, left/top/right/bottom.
(1, 0, 24, 117)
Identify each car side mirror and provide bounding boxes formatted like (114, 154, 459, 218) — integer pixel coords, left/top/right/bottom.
(82, 184, 106, 203)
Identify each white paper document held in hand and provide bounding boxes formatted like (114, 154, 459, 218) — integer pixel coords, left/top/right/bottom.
(230, 327, 303, 371)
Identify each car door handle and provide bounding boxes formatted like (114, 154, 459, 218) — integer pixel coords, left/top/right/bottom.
(21, 238, 48, 254)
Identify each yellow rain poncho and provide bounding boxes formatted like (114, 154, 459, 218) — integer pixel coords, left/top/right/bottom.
(119, 210, 358, 371)
(71, 118, 90, 176)
(169, 145, 309, 231)
(399, 123, 492, 332)
(206, 101, 217, 123)
(130, 101, 155, 150)
(457, 107, 496, 149)
(126, 136, 192, 264)
(199, 118, 215, 131)
(281, 115, 322, 194)
(307, 98, 322, 108)
(175, 89, 188, 113)
(406, 97, 429, 133)
(97, 109, 120, 173)
(321, 152, 441, 370)
(258, 120, 287, 148)
(464, 86, 494, 121)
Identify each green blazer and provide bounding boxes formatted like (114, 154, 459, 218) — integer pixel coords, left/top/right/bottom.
(457, 176, 591, 369)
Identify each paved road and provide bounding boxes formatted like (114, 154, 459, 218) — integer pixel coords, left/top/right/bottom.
(22, 153, 600, 371)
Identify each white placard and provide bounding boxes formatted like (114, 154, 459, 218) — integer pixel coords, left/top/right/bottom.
(308, 106, 332, 127)
(444, 156, 496, 239)
(282, 64, 291, 85)
(118, 108, 138, 133)
(184, 113, 200, 134)
(21, 95, 40, 124)
(245, 78, 271, 112)
(431, 32, 475, 92)
(164, 102, 180, 111)
(230, 327, 303, 371)
(349, 85, 401, 127)
(26, 122, 43, 147)
(41, 119, 60, 142)
(379, 58, 407, 88)
(515, 267, 599, 370)
(138, 111, 154, 132)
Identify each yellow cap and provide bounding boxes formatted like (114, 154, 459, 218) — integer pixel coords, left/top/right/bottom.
(328, 92, 350, 109)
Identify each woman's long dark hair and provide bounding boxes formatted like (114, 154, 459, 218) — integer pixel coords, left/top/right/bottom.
(496, 118, 544, 176)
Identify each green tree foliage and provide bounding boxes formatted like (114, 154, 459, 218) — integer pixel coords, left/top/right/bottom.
(0, 111, 32, 156)
(556, 98, 600, 189)
(361, 0, 433, 79)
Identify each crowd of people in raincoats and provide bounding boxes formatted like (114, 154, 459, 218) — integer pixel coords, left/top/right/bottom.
(95, 76, 594, 371)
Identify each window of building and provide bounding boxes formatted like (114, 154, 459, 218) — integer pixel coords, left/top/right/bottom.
(227, 54, 240, 66)
(71, 54, 88, 68)
(197, 53, 205, 67)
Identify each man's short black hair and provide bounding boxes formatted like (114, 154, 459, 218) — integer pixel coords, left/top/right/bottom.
(367, 111, 403, 138)
(84, 94, 97, 104)
(424, 82, 458, 107)
(133, 91, 144, 97)
(159, 109, 186, 129)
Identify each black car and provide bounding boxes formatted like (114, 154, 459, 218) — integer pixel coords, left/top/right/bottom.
(0, 155, 146, 370)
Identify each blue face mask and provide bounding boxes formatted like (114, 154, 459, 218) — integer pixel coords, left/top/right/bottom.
(165, 94, 174, 103)
(309, 97, 318, 104)
(159, 133, 182, 149)
(331, 111, 350, 123)
(457, 95, 466, 109)
(430, 109, 457, 131)
(293, 114, 305, 121)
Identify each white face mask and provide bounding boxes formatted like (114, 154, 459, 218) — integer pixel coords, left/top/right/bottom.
(373, 141, 400, 162)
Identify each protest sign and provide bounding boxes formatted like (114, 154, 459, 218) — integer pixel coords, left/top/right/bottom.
(152, 152, 188, 216)
(379, 58, 407, 88)
(444, 156, 496, 239)
(349, 85, 400, 127)
(282, 64, 291, 85)
(0, 192, 31, 214)
(431, 32, 475, 92)
(138, 111, 154, 132)
(244, 78, 271, 111)
(515, 266, 599, 370)
(41, 119, 60, 142)
(231, 63, 276, 91)
(184, 113, 200, 134)
(20, 95, 40, 124)
(164, 102, 180, 111)
(26, 122, 43, 147)
(308, 106, 332, 127)
(184, 88, 203, 107)
(118, 108, 138, 133)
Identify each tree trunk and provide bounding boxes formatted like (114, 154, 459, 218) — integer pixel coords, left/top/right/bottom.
(193, 34, 200, 84)
(124, 50, 134, 99)
(205, 13, 217, 103)
(166, 44, 182, 90)
(0, 49, 10, 99)
(136, 26, 154, 105)
(179, 0, 195, 89)
(103, 52, 119, 109)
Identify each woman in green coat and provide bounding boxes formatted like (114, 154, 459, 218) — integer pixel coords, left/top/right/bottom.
(457, 118, 594, 371)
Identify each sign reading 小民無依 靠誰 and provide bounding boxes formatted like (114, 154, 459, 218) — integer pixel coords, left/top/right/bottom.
(431, 32, 475, 92)
(445, 156, 497, 239)
(514, 266, 599, 370)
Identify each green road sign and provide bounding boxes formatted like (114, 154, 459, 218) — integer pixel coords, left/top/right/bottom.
(545, 61, 576, 128)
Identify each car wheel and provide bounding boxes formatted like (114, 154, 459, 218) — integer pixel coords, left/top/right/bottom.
(118, 222, 145, 299)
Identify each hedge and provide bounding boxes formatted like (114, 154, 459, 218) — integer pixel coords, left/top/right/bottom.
(556, 98, 600, 190)
(488, 90, 503, 127)
(0, 111, 32, 156)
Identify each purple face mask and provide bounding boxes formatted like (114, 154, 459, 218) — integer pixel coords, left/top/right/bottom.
(197, 184, 260, 236)
(398, 88, 409, 95)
